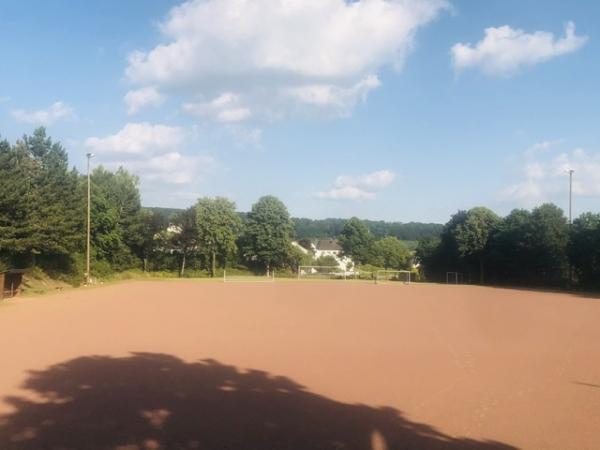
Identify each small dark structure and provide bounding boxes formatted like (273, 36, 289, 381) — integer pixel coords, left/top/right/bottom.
(0, 269, 26, 300)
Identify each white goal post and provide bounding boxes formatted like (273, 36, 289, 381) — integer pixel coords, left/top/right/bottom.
(223, 270, 275, 283)
(446, 272, 463, 284)
(298, 265, 346, 280)
(375, 270, 411, 284)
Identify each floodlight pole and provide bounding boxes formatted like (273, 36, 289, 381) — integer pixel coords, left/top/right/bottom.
(86, 153, 95, 285)
(567, 169, 574, 287)
(568, 169, 574, 225)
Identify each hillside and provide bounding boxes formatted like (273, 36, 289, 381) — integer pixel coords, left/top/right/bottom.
(146, 208, 442, 242)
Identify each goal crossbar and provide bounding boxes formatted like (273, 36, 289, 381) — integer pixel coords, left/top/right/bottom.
(375, 270, 411, 285)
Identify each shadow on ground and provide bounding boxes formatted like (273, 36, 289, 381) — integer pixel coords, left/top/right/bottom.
(0, 353, 519, 450)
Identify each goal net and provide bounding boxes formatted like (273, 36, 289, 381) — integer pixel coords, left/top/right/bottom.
(446, 272, 463, 284)
(223, 270, 275, 283)
(298, 265, 346, 280)
(375, 270, 411, 284)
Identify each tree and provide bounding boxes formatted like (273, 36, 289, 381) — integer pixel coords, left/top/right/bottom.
(28, 129, 83, 257)
(170, 208, 199, 277)
(130, 209, 169, 272)
(0, 138, 35, 264)
(91, 167, 142, 254)
(528, 203, 569, 285)
(453, 207, 500, 284)
(89, 166, 138, 271)
(292, 217, 443, 241)
(339, 217, 374, 265)
(489, 209, 534, 283)
(569, 213, 600, 289)
(315, 254, 338, 267)
(241, 196, 294, 273)
(196, 197, 241, 277)
(415, 237, 441, 280)
(371, 237, 411, 270)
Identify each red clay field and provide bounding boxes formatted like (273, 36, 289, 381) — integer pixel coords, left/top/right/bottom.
(0, 280, 599, 450)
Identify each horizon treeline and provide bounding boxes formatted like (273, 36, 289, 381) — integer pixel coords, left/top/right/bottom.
(145, 208, 443, 243)
(2, 129, 599, 290)
(416, 205, 600, 290)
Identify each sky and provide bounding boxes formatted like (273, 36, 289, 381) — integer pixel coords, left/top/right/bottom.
(1, 0, 599, 223)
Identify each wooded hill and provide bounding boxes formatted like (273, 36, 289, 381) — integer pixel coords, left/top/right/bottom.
(146, 208, 443, 242)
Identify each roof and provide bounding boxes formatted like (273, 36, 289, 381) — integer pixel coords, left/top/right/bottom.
(315, 239, 342, 251)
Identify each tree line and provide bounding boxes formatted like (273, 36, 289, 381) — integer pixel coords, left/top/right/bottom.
(293, 217, 442, 241)
(146, 211, 443, 245)
(3, 129, 597, 290)
(416, 204, 600, 290)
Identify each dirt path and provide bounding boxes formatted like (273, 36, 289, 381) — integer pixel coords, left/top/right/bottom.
(1, 281, 599, 449)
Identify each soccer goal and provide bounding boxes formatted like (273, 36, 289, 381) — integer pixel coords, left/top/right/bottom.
(223, 270, 275, 283)
(298, 265, 346, 280)
(446, 272, 463, 284)
(375, 270, 411, 284)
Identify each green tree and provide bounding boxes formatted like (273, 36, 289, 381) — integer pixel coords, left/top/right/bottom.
(569, 212, 600, 289)
(415, 237, 441, 280)
(453, 207, 500, 284)
(91, 167, 142, 253)
(156, 208, 199, 277)
(339, 217, 374, 265)
(315, 254, 339, 268)
(23, 129, 83, 268)
(196, 197, 241, 277)
(0, 138, 35, 263)
(171, 207, 200, 277)
(241, 196, 294, 273)
(89, 167, 138, 271)
(371, 237, 411, 269)
(528, 203, 569, 284)
(130, 209, 169, 272)
(489, 209, 534, 283)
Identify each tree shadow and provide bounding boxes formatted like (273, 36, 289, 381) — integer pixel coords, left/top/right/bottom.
(573, 381, 600, 388)
(0, 353, 519, 450)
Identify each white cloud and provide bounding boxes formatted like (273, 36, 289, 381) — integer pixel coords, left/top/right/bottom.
(84, 122, 185, 155)
(110, 152, 216, 185)
(523, 139, 562, 157)
(86, 123, 218, 201)
(285, 75, 381, 117)
(183, 93, 251, 123)
(125, 0, 448, 118)
(452, 22, 587, 76)
(225, 125, 263, 148)
(317, 185, 376, 201)
(500, 146, 600, 205)
(11, 101, 75, 125)
(318, 169, 396, 201)
(124, 86, 165, 115)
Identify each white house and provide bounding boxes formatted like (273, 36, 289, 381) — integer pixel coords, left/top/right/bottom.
(313, 239, 354, 272)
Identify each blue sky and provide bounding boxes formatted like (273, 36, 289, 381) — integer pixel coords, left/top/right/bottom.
(1, 0, 599, 222)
